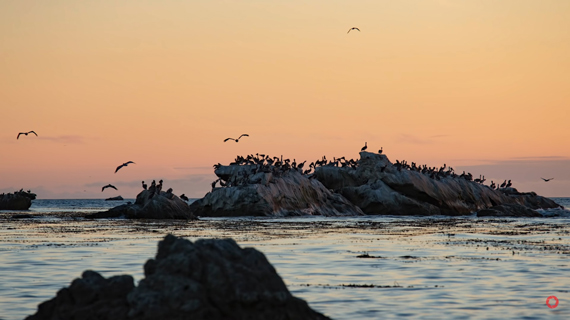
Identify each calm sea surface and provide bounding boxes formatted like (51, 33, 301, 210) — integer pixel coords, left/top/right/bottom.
(1, 198, 570, 319)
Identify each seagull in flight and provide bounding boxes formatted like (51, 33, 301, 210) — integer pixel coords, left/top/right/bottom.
(102, 184, 118, 192)
(224, 134, 249, 143)
(541, 177, 554, 182)
(115, 161, 135, 173)
(347, 27, 360, 34)
(17, 131, 38, 139)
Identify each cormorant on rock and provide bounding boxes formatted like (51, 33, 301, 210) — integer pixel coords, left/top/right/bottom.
(378, 147, 383, 154)
(224, 134, 249, 143)
(157, 180, 163, 193)
(102, 184, 117, 192)
(212, 179, 220, 190)
(500, 180, 507, 188)
(541, 177, 554, 182)
(115, 161, 135, 173)
(17, 131, 38, 139)
(361, 142, 367, 151)
(142, 181, 147, 190)
(506, 180, 512, 188)
(179, 194, 189, 201)
(148, 180, 156, 198)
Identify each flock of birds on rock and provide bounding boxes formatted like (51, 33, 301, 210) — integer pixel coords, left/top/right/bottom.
(210, 152, 367, 190)
(392, 158, 515, 190)
(208, 141, 556, 193)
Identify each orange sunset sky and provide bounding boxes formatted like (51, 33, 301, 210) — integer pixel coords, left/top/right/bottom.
(1, 0, 569, 199)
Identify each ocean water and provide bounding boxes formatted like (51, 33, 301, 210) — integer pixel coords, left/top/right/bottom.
(0, 198, 569, 319)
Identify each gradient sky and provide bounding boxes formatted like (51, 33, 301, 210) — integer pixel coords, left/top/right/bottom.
(1, 0, 569, 199)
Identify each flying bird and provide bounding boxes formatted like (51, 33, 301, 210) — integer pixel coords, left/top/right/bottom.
(115, 161, 135, 173)
(17, 131, 38, 139)
(541, 177, 554, 182)
(101, 184, 117, 192)
(347, 27, 360, 34)
(224, 134, 249, 143)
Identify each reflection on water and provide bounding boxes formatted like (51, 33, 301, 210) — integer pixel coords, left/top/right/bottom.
(1, 214, 570, 320)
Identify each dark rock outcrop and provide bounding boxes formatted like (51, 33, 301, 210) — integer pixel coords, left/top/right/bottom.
(88, 190, 195, 219)
(105, 195, 124, 201)
(476, 204, 543, 217)
(314, 152, 561, 216)
(190, 169, 363, 217)
(0, 190, 36, 210)
(26, 235, 330, 320)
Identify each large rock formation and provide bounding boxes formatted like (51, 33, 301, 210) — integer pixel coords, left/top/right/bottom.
(313, 152, 561, 216)
(190, 167, 363, 217)
(0, 190, 36, 210)
(88, 189, 195, 219)
(26, 235, 330, 320)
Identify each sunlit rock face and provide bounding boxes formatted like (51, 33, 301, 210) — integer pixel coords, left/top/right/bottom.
(88, 189, 196, 219)
(26, 235, 330, 320)
(0, 190, 35, 210)
(314, 152, 561, 216)
(190, 169, 364, 217)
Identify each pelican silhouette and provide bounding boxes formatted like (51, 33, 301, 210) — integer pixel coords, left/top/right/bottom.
(115, 161, 135, 173)
(17, 131, 38, 139)
(541, 177, 554, 182)
(102, 184, 117, 192)
(347, 27, 360, 34)
(224, 134, 249, 143)
(361, 142, 367, 151)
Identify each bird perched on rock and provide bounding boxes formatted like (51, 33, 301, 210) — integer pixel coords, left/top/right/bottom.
(541, 177, 554, 182)
(347, 27, 360, 34)
(115, 161, 135, 173)
(179, 194, 189, 201)
(361, 142, 367, 151)
(378, 147, 383, 154)
(224, 134, 249, 143)
(101, 184, 117, 192)
(17, 131, 38, 139)
(142, 181, 147, 190)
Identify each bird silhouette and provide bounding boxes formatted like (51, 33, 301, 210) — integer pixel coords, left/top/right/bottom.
(361, 142, 367, 151)
(17, 131, 38, 139)
(378, 147, 383, 154)
(115, 161, 135, 173)
(541, 177, 554, 182)
(102, 184, 117, 192)
(224, 134, 249, 143)
(347, 27, 360, 34)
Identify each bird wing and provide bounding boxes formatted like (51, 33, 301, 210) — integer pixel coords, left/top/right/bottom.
(115, 164, 124, 173)
(110, 185, 118, 190)
(29, 131, 38, 136)
(224, 138, 234, 142)
(102, 186, 106, 192)
(125, 161, 135, 165)
(17, 133, 22, 139)
(238, 134, 249, 139)
(355, 28, 360, 32)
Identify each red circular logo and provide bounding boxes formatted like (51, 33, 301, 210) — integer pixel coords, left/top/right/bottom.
(546, 296, 559, 309)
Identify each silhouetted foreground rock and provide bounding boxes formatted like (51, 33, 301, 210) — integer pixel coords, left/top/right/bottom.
(0, 190, 36, 210)
(314, 152, 561, 216)
(26, 235, 330, 320)
(191, 169, 363, 217)
(87, 190, 195, 219)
